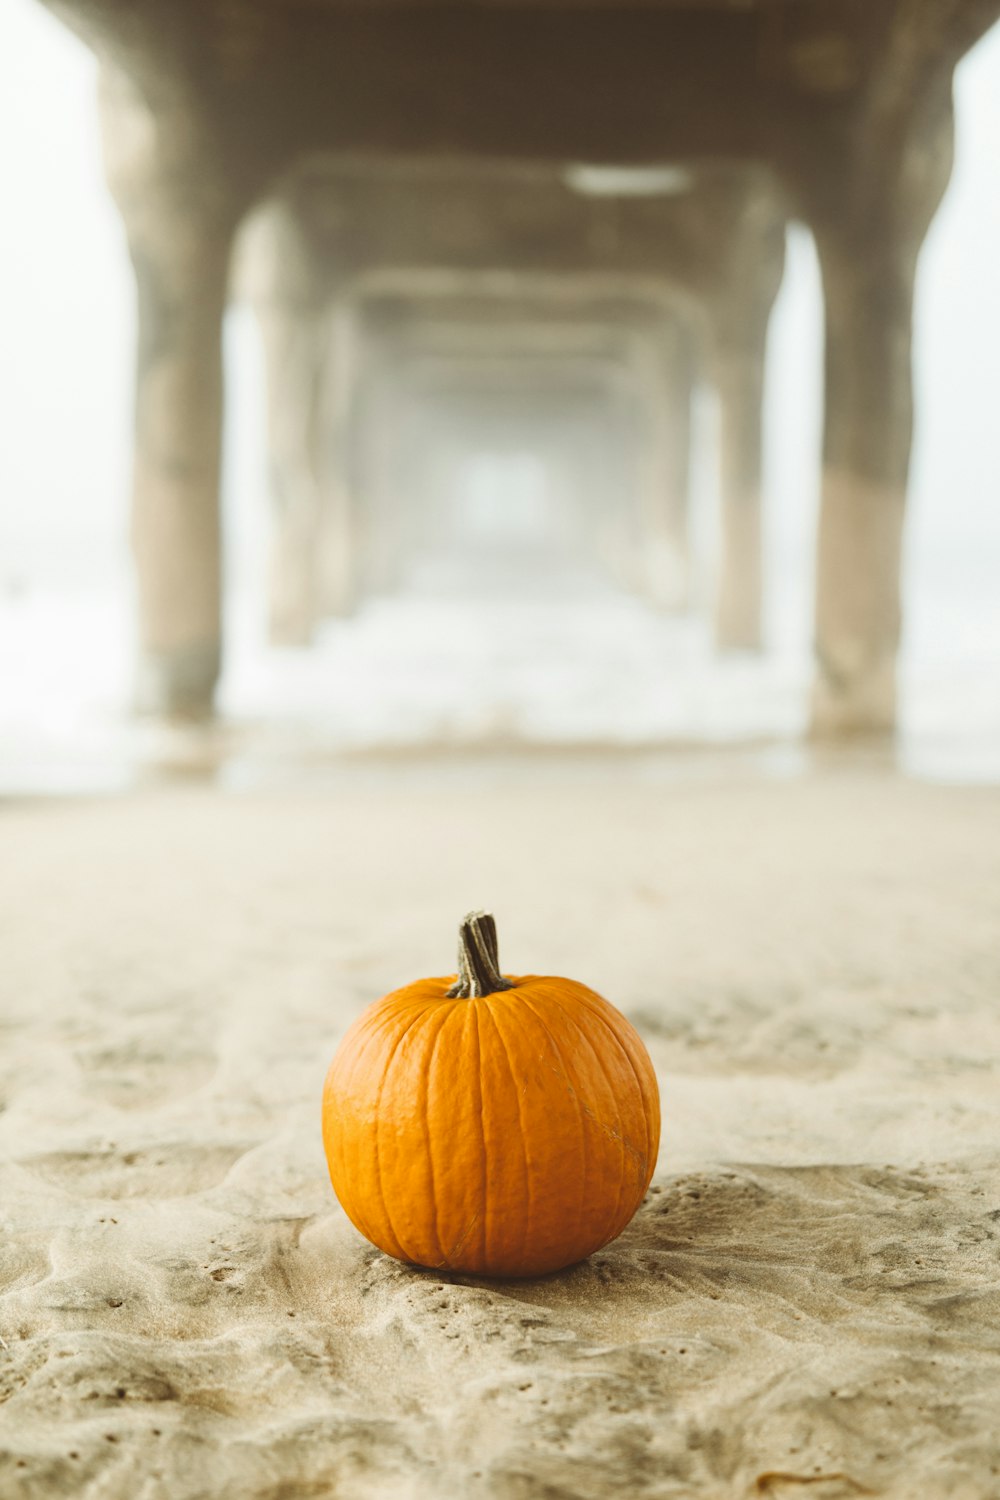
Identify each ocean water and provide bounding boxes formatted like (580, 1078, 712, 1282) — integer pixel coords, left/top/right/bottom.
(1, 533, 998, 793)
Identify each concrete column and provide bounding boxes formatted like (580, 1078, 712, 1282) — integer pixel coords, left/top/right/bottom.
(807, 90, 954, 736)
(259, 306, 328, 645)
(810, 239, 916, 734)
(351, 347, 404, 598)
(315, 305, 361, 620)
(240, 203, 359, 632)
(130, 213, 234, 713)
(662, 336, 694, 610)
(599, 384, 647, 595)
(641, 328, 694, 612)
(99, 68, 241, 717)
(713, 345, 766, 650)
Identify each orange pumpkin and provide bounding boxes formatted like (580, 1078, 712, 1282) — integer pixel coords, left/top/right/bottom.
(322, 911, 660, 1277)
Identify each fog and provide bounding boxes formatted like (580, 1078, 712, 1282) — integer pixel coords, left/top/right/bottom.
(1, 0, 999, 786)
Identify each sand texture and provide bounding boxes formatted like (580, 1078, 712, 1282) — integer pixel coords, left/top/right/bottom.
(2, 767, 1000, 1499)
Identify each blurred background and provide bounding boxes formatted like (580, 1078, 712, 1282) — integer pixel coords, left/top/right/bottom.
(5, 10, 1000, 1492)
(1, 0, 998, 793)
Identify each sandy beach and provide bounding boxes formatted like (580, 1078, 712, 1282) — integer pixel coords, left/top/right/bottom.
(2, 764, 1000, 1498)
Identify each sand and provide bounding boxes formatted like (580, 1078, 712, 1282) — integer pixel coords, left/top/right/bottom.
(2, 764, 1000, 1499)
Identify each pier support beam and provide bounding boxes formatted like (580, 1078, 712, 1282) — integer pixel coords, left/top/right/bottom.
(100, 67, 243, 716)
(805, 82, 954, 735)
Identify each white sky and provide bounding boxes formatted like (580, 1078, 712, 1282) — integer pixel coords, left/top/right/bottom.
(0, 0, 998, 671)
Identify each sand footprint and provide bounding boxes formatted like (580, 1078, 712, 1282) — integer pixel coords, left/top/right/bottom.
(74, 1038, 218, 1111)
(19, 1142, 252, 1200)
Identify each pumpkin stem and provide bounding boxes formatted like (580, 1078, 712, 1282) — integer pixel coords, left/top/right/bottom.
(446, 911, 514, 999)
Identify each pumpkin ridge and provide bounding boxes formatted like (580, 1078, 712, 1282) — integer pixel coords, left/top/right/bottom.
(535, 983, 652, 1240)
(513, 987, 590, 1259)
(542, 987, 629, 1246)
(326, 1002, 420, 1249)
(571, 989, 658, 1190)
(416, 1001, 455, 1270)
(472, 999, 490, 1270)
(483, 994, 533, 1272)
(535, 989, 601, 1251)
(426, 998, 476, 1268)
(580, 1001, 651, 1174)
(371, 1004, 434, 1261)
